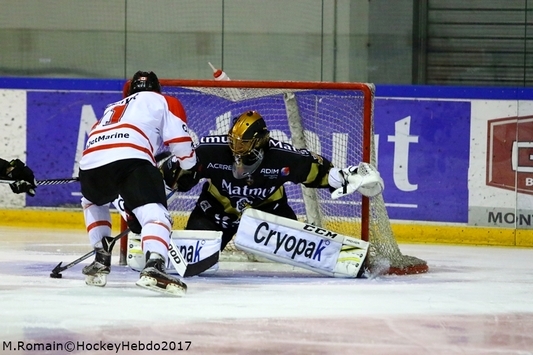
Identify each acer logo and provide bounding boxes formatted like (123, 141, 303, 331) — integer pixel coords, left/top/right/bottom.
(207, 162, 232, 170)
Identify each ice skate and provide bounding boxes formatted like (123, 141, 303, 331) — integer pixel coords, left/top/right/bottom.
(136, 252, 187, 297)
(82, 247, 111, 287)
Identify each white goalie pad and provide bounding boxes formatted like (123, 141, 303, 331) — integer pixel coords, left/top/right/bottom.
(127, 230, 222, 275)
(234, 208, 369, 278)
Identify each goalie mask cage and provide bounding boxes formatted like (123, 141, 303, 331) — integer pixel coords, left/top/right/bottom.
(121, 79, 428, 275)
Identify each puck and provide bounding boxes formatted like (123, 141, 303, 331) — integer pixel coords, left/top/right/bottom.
(50, 273, 62, 279)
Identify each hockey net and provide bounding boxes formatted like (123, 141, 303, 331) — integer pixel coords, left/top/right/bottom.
(127, 79, 428, 275)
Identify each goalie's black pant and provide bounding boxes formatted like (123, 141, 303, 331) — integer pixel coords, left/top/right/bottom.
(185, 191, 297, 251)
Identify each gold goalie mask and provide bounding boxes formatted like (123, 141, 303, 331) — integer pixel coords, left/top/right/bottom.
(228, 111, 270, 179)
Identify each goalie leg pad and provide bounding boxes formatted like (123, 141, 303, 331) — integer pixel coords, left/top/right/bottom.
(334, 245, 368, 278)
(235, 209, 369, 278)
(127, 234, 144, 272)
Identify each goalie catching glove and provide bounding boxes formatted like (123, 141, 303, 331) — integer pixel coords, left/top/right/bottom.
(329, 162, 384, 199)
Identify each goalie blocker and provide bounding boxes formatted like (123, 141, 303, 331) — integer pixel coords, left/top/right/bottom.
(235, 209, 369, 278)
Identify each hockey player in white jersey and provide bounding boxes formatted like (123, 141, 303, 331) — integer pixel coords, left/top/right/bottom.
(78, 71, 197, 296)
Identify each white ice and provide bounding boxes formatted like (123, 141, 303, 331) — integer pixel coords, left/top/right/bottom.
(0, 226, 532, 355)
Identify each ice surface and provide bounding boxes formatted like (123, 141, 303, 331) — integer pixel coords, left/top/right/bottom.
(0, 226, 532, 354)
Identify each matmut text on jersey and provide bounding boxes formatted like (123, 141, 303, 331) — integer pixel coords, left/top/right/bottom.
(196, 135, 333, 208)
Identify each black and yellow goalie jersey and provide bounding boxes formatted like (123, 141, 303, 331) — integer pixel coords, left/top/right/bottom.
(194, 135, 334, 216)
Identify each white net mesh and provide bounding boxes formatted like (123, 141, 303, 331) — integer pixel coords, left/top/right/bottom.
(159, 80, 428, 275)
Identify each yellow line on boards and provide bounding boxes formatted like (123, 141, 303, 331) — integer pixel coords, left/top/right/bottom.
(0, 209, 531, 247)
(0, 209, 122, 231)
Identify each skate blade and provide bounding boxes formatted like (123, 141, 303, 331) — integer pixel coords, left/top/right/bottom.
(85, 274, 107, 287)
(135, 276, 187, 297)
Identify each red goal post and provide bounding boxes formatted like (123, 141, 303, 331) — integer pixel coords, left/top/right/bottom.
(119, 79, 428, 275)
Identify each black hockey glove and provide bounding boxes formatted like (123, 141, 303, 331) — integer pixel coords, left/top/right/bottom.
(160, 155, 182, 190)
(3, 159, 35, 182)
(214, 212, 240, 229)
(10, 181, 36, 197)
(4, 159, 37, 197)
(176, 163, 201, 192)
(160, 154, 201, 192)
(198, 198, 240, 229)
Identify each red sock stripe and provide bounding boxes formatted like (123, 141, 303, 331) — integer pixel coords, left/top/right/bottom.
(86, 220, 112, 233)
(147, 221, 171, 232)
(141, 235, 169, 250)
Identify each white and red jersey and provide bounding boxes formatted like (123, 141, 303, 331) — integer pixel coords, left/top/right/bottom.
(80, 91, 196, 170)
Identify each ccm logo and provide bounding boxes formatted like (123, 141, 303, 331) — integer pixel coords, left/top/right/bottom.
(303, 224, 338, 238)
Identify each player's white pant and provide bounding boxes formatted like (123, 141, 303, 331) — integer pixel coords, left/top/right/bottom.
(234, 209, 369, 278)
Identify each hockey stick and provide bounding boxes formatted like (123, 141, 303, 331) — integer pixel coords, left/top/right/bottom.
(50, 187, 180, 279)
(49, 151, 176, 278)
(52, 221, 217, 277)
(0, 177, 79, 186)
(2, 152, 173, 187)
(183, 251, 220, 277)
(167, 235, 188, 277)
(50, 229, 129, 278)
(49, 191, 178, 278)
